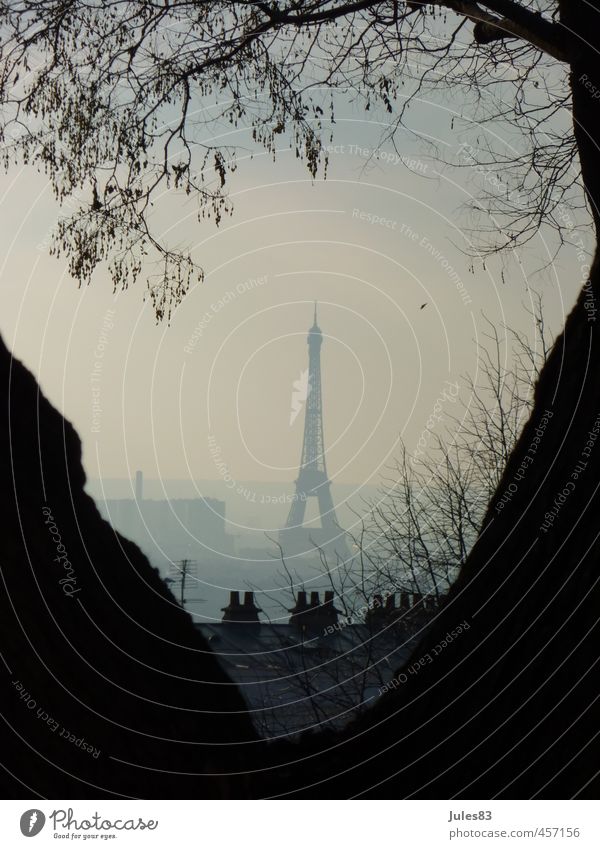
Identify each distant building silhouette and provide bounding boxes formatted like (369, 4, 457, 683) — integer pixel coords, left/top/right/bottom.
(135, 468, 143, 502)
(97, 471, 232, 566)
(279, 304, 348, 562)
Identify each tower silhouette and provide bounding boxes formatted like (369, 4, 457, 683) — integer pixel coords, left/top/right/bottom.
(280, 304, 347, 560)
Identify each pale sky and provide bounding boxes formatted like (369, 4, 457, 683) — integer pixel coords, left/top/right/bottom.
(0, 90, 591, 521)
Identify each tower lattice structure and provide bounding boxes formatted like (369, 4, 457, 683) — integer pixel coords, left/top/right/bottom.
(284, 305, 340, 541)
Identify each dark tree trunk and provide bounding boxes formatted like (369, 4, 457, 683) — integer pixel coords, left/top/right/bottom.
(561, 0, 600, 233)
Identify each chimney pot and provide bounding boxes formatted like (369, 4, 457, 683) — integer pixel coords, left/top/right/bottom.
(310, 591, 319, 606)
(324, 591, 334, 604)
(223, 589, 261, 624)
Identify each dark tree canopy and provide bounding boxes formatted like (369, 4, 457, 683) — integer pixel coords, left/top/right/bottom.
(0, 1, 588, 319)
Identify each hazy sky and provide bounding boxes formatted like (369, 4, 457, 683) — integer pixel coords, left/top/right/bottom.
(0, 89, 591, 523)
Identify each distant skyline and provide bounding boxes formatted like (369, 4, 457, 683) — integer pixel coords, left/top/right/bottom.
(0, 90, 591, 504)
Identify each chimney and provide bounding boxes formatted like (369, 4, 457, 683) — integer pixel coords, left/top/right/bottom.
(289, 590, 339, 630)
(321, 590, 340, 629)
(399, 592, 410, 609)
(366, 593, 394, 627)
(222, 590, 261, 625)
(135, 470, 143, 502)
(288, 590, 309, 628)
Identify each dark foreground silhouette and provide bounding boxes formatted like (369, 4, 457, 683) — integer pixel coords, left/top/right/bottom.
(2, 253, 600, 797)
(311, 256, 600, 800)
(0, 332, 257, 798)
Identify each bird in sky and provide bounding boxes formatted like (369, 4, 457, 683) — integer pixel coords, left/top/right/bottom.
(420, 302, 428, 310)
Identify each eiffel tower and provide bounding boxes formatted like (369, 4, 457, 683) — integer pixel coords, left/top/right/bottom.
(280, 304, 347, 561)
